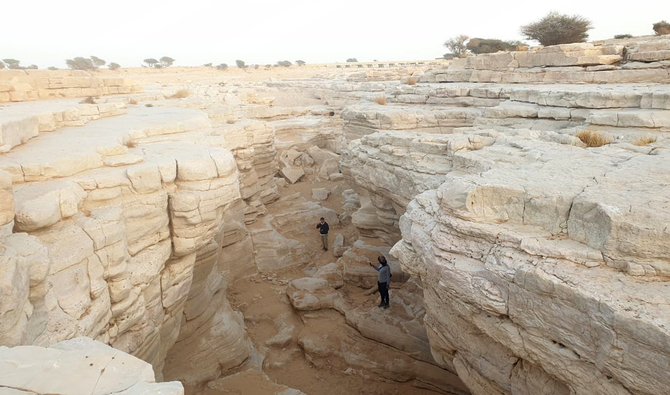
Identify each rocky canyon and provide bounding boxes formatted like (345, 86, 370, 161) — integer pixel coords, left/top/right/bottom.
(1, 35, 669, 395)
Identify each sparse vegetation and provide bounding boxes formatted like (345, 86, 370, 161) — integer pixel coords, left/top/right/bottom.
(346, 58, 358, 62)
(235, 60, 247, 69)
(216, 63, 228, 70)
(277, 60, 292, 67)
(406, 76, 419, 85)
(160, 56, 175, 67)
(633, 135, 658, 146)
(145, 103, 154, 107)
(521, 12, 593, 46)
(296, 60, 306, 66)
(614, 34, 633, 39)
(444, 35, 469, 57)
(66, 57, 97, 71)
(109, 62, 121, 70)
(90, 56, 106, 67)
(168, 89, 190, 99)
(373, 96, 387, 105)
(154, 64, 163, 69)
(0, 60, 4, 69)
(653, 20, 670, 35)
(26, 64, 38, 69)
(80, 96, 97, 104)
(576, 130, 611, 147)
(254, 64, 260, 69)
(204, 63, 213, 67)
(2, 59, 22, 69)
(144, 58, 159, 67)
(466, 38, 523, 54)
(48, 66, 58, 70)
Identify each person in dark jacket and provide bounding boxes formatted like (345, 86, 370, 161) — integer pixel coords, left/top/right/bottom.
(316, 217, 329, 251)
(369, 255, 391, 308)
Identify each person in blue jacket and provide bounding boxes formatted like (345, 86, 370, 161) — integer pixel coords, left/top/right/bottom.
(369, 255, 391, 308)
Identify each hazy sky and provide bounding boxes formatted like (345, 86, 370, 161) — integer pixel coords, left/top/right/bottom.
(2, 0, 669, 68)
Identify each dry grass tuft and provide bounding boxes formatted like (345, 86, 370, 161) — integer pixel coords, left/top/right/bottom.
(128, 98, 138, 105)
(373, 96, 387, 105)
(406, 76, 419, 85)
(576, 130, 611, 147)
(80, 96, 96, 104)
(168, 89, 190, 99)
(145, 103, 154, 108)
(633, 135, 657, 146)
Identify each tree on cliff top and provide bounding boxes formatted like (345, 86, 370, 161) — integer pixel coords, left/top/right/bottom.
(2, 59, 22, 69)
(346, 58, 358, 62)
(296, 60, 306, 66)
(160, 56, 175, 67)
(520, 12, 592, 46)
(466, 38, 523, 54)
(144, 58, 158, 67)
(90, 56, 106, 67)
(66, 57, 97, 70)
(444, 35, 469, 57)
(653, 21, 670, 35)
(109, 62, 121, 70)
(235, 60, 247, 68)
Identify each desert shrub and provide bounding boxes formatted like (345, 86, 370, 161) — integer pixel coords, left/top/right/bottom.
(373, 96, 387, 105)
(614, 34, 633, 39)
(406, 76, 419, 85)
(168, 89, 189, 99)
(66, 57, 96, 70)
(277, 60, 292, 67)
(26, 64, 38, 69)
(235, 60, 247, 68)
(109, 62, 121, 70)
(129, 98, 138, 105)
(90, 56, 106, 67)
(154, 64, 163, 69)
(442, 53, 455, 60)
(466, 38, 519, 54)
(47, 66, 58, 70)
(346, 58, 358, 62)
(296, 60, 306, 66)
(265, 64, 272, 68)
(160, 56, 175, 67)
(653, 21, 670, 35)
(216, 63, 228, 70)
(204, 63, 212, 67)
(576, 130, 611, 147)
(227, 119, 236, 124)
(521, 12, 593, 46)
(254, 64, 260, 69)
(444, 35, 469, 57)
(145, 103, 154, 107)
(2, 59, 22, 69)
(633, 135, 658, 146)
(144, 58, 158, 67)
(80, 96, 96, 104)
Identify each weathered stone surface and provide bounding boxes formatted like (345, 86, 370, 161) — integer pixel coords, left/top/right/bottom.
(0, 337, 183, 395)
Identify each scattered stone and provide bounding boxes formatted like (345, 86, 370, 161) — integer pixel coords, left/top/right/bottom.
(311, 188, 330, 201)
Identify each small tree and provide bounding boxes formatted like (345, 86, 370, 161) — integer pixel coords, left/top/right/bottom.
(653, 21, 670, 35)
(48, 66, 58, 70)
(66, 57, 96, 70)
(216, 63, 228, 70)
(160, 56, 175, 67)
(254, 64, 260, 69)
(235, 60, 247, 68)
(277, 60, 292, 67)
(296, 60, 306, 66)
(467, 38, 519, 54)
(444, 35, 469, 57)
(3, 59, 21, 69)
(346, 58, 358, 62)
(90, 56, 106, 67)
(614, 34, 633, 39)
(520, 12, 593, 46)
(204, 63, 212, 67)
(26, 64, 38, 69)
(109, 62, 121, 70)
(144, 58, 158, 67)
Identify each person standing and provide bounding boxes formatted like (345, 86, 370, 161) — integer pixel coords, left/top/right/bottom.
(316, 217, 329, 251)
(369, 255, 391, 308)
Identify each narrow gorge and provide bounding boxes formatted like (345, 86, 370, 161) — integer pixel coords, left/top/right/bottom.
(1, 35, 669, 395)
